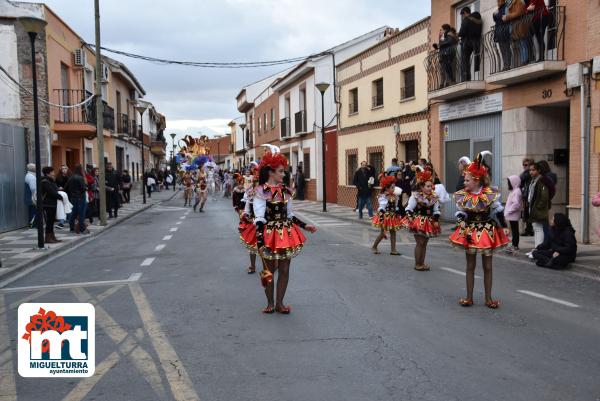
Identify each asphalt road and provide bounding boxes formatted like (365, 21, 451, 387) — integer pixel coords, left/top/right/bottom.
(1, 194, 599, 401)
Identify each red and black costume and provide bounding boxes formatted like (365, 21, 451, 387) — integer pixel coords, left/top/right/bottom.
(402, 178, 441, 238)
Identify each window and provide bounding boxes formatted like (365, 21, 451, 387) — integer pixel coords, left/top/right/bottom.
(347, 154, 357, 185)
(372, 78, 383, 108)
(85, 147, 93, 165)
(263, 113, 267, 131)
(369, 151, 384, 178)
(258, 117, 261, 135)
(401, 67, 415, 100)
(303, 153, 311, 179)
(349, 88, 358, 114)
(270, 108, 275, 129)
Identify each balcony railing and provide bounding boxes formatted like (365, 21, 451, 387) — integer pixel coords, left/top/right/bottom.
(372, 95, 383, 108)
(117, 113, 129, 134)
(425, 41, 483, 93)
(130, 119, 138, 139)
(484, 6, 565, 76)
(401, 85, 415, 100)
(348, 102, 358, 115)
(53, 89, 114, 131)
(281, 117, 290, 138)
(294, 110, 306, 134)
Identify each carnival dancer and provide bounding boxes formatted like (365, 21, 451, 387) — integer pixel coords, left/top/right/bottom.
(402, 167, 441, 271)
(182, 171, 194, 207)
(449, 151, 509, 308)
(193, 177, 208, 212)
(371, 175, 403, 255)
(234, 173, 258, 274)
(252, 145, 317, 314)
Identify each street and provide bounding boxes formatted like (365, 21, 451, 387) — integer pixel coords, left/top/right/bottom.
(1, 195, 600, 401)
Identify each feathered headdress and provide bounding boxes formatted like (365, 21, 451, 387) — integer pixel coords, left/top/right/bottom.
(259, 144, 288, 170)
(380, 175, 396, 190)
(415, 166, 433, 183)
(465, 151, 491, 179)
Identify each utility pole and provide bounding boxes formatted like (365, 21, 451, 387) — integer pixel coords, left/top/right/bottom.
(94, 0, 107, 225)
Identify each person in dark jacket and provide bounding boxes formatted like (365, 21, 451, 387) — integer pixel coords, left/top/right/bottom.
(121, 170, 132, 203)
(40, 166, 63, 244)
(294, 166, 305, 200)
(55, 165, 70, 190)
(458, 7, 483, 81)
(520, 157, 535, 236)
(493, 0, 512, 70)
(105, 163, 122, 218)
(532, 213, 576, 269)
(433, 24, 459, 87)
(65, 164, 88, 234)
(353, 163, 374, 219)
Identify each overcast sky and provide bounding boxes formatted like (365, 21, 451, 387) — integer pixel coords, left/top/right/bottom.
(23, 0, 429, 138)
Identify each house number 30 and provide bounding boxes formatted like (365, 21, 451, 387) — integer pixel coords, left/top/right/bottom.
(542, 89, 552, 99)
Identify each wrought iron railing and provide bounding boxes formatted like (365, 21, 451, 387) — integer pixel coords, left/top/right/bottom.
(483, 6, 565, 75)
(425, 41, 483, 92)
(117, 113, 129, 134)
(348, 102, 358, 114)
(401, 84, 415, 100)
(281, 117, 290, 138)
(53, 89, 114, 131)
(294, 110, 306, 134)
(372, 95, 383, 108)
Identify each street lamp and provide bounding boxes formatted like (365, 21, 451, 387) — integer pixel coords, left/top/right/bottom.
(315, 82, 330, 213)
(170, 133, 176, 191)
(135, 101, 149, 204)
(20, 16, 47, 249)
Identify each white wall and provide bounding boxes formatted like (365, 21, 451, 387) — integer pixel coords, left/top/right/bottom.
(0, 24, 20, 120)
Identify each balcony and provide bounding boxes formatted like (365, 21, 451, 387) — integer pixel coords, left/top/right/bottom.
(150, 141, 166, 157)
(483, 6, 565, 86)
(425, 43, 485, 101)
(53, 89, 115, 136)
(294, 110, 307, 134)
(117, 113, 129, 135)
(281, 117, 290, 139)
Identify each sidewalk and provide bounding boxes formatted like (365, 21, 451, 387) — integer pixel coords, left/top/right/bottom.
(294, 199, 600, 272)
(0, 189, 179, 280)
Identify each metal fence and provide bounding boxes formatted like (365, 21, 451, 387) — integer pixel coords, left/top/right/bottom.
(425, 41, 484, 92)
(483, 6, 565, 75)
(0, 122, 28, 233)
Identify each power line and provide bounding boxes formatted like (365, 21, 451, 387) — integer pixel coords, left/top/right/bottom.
(86, 43, 326, 68)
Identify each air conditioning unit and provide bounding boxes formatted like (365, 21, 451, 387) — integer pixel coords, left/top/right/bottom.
(73, 48, 86, 67)
(101, 63, 110, 82)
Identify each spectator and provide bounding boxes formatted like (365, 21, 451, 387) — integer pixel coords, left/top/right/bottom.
(520, 157, 535, 236)
(295, 166, 305, 200)
(419, 158, 428, 169)
(458, 7, 483, 81)
(64, 164, 89, 234)
(146, 171, 156, 198)
(105, 163, 121, 218)
(40, 166, 63, 244)
(527, 161, 550, 255)
(433, 24, 459, 87)
(532, 213, 576, 269)
(385, 158, 401, 176)
(55, 165, 70, 190)
(165, 170, 173, 190)
(353, 162, 375, 219)
(537, 160, 556, 239)
(503, 0, 529, 67)
(24, 163, 37, 228)
(526, 0, 549, 62)
(504, 175, 523, 253)
(493, 0, 512, 71)
(456, 157, 469, 192)
(121, 170, 132, 203)
(85, 165, 98, 224)
(592, 192, 600, 238)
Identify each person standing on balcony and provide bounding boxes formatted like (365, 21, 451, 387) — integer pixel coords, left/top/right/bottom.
(458, 7, 483, 82)
(494, 0, 513, 71)
(433, 24, 459, 88)
(526, 0, 549, 62)
(503, 0, 529, 67)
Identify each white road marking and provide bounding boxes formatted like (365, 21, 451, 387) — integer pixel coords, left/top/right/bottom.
(170, 227, 178, 232)
(517, 290, 580, 308)
(440, 267, 481, 279)
(176, 221, 182, 225)
(154, 244, 166, 252)
(140, 258, 155, 267)
(179, 216, 185, 220)
(0, 273, 143, 293)
(163, 235, 172, 241)
(401, 255, 413, 260)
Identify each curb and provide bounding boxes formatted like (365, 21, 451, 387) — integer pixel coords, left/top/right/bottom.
(0, 191, 180, 283)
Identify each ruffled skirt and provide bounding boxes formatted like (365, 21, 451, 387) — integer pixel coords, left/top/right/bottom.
(239, 220, 257, 254)
(261, 220, 306, 260)
(372, 212, 402, 231)
(449, 220, 509, 255)
(402, 214, 441, 238)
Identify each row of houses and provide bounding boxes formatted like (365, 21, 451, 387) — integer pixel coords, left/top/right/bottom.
(230, 0, 600, 244)
(0, 1, 167, 232)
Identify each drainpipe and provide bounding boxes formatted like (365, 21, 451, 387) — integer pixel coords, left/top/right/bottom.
(580, 62, 591, 243)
